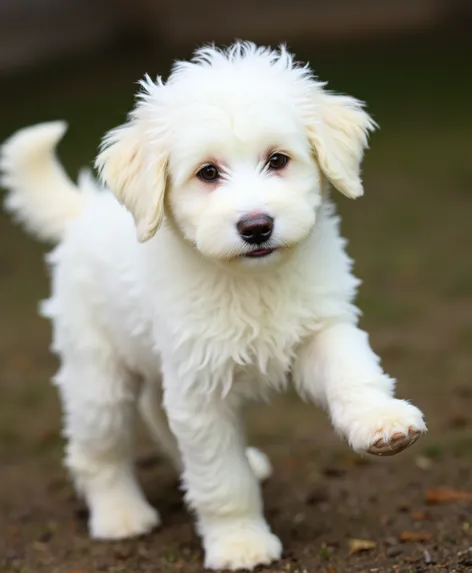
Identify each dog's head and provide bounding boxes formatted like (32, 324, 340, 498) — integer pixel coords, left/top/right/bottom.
(97, 42, 376, 265)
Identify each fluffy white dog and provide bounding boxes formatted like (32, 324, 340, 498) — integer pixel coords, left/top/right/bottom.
(1, 42, 426, 571)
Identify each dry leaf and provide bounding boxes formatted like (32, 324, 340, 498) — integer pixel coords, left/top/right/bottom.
(425, 487, 472, 504)
(348, 538, 377, 554)
(399, 531, 433, 542)
(412, 511, 431, 521)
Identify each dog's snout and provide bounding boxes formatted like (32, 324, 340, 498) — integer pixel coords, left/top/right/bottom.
(237, 214, 274, 245)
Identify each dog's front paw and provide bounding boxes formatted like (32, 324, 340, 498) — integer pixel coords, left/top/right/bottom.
(90, 494, 160, 540)
(203, 518, 282, 571)
(347, 399, 427, 456)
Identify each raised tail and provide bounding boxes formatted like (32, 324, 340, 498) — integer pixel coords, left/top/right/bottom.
(0, 121, 97, 243)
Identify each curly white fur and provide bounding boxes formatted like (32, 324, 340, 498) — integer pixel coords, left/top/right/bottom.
(1, 42, 426, 571)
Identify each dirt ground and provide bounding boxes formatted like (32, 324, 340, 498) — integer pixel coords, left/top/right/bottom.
(1, 34, 472, 573)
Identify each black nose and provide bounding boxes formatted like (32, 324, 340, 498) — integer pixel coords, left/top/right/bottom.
(236, 214, 274, 245)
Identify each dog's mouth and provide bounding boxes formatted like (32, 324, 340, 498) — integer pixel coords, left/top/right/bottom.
(244, 248, 275, 258)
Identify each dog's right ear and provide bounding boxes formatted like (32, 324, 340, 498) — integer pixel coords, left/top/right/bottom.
(96, 115, 167, 243)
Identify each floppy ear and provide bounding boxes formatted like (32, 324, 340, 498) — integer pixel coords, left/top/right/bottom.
(307, 91, 377, 199)
(95, 117, 167, 242)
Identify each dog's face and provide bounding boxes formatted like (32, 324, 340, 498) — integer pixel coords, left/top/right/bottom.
(97, 43, 376, 266)
(165, 83, 322, 264)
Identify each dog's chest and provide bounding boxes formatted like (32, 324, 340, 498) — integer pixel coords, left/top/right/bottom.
(160, 273, 323, 390)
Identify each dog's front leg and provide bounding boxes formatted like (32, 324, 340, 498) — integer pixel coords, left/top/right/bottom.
(293, 322, 427, 455)
(163, 370, 282, 571)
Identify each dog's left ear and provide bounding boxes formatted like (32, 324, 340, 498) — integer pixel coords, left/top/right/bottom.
(96, 115, 167, 243)
(307, 90, 377, 199)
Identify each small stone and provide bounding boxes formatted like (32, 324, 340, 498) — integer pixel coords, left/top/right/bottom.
(386, 547, 403, 558)
(397, 501, 410, 512)
(38, 531, 52, 543)
(322, 466, 346, 478)
(415, 456, 433, 470)
(424, 549, 434, 564)
(305, 488, 328, 506)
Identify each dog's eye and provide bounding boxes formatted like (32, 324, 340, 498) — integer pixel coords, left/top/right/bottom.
(197, 164, 219, 182)
(267, 153, 289, 170)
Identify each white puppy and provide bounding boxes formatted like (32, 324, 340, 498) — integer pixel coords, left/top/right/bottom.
(1, 42, 426, 571)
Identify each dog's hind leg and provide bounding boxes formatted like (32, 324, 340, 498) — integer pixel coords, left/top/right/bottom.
(245, 447, 272, 481)
(56, 353, 160, 540)
(139, 380, 183, 471)
(140, 381, 272, 481)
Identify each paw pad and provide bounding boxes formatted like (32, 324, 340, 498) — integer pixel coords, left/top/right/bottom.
(367, 426, 421, 457)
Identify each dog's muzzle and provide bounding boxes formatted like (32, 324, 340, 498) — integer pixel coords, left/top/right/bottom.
(236, 214, 274, 245)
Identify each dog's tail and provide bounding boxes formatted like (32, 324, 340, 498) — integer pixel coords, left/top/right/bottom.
(0, 121, 99, 243)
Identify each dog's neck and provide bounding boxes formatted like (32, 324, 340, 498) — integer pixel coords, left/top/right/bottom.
(144, 215, 321, 292)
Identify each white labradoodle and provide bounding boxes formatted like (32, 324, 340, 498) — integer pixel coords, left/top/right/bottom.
(1, 42, 426, 571)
